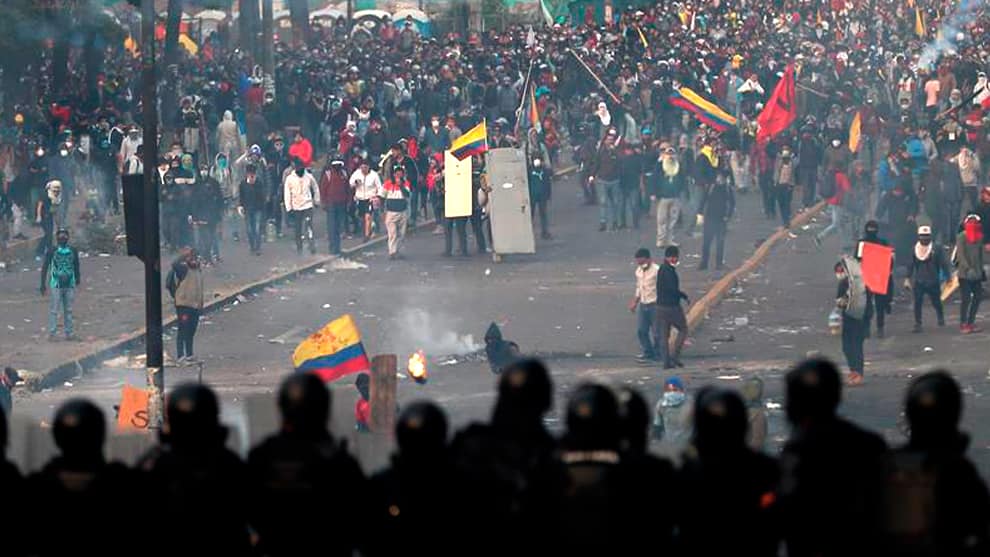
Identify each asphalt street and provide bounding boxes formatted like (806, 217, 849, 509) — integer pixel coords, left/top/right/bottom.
(10, 173, 990, 478)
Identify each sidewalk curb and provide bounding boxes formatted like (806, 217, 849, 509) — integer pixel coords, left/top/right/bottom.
(28, 164, 580, 392)
(684, 200, 828, 333)
(27, 223, 426, 392)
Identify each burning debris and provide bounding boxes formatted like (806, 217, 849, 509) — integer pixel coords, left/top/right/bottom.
(407, 350, 428, 384)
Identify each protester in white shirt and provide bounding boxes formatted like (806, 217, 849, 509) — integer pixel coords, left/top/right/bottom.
(629, 247, 661, 363)
(350, 162, 383, 239)
(283, 161, 320, 254)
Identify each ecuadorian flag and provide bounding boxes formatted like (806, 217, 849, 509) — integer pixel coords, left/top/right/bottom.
(293, 314, 371, 382)
(450, 121, 489, 160)
(668, 87, 737, 132)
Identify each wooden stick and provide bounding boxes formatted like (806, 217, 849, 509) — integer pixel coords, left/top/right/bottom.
(567, 48, 622, 105)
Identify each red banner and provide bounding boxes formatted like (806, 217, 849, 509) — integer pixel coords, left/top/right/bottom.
(756, 64, 797, 144)
(860, 242, 894, 295)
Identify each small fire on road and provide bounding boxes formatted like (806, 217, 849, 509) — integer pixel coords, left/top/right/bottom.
(407, 350, 428, 384)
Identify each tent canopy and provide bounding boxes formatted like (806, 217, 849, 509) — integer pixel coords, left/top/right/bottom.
(393, 8, 429, 22)
(195, 10, 228, 21)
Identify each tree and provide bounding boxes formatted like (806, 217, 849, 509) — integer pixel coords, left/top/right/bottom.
(287, 0, 310, 47)
(240, 0, 260, 60)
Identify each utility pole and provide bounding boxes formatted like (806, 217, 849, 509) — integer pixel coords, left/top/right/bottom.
(141, 0, 165, 428)
(262, 0, 274, 81)
(347, 0, 353, 26)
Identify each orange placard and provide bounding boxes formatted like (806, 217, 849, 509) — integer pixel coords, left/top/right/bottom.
(860, 242, 894, 295)
(117, 385, 151, 432)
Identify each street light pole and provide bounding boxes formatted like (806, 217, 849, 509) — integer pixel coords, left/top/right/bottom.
(141, 0, 165, 428)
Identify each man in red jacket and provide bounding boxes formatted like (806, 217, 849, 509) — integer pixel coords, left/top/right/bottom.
(319, 160, 350, 255)
(288, 130, 313, 168)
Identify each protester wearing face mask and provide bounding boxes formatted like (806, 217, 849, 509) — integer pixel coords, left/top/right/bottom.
(528, 156, 552, 240)
(629, 248, 660, 364)
(910, 226, 949, 333)
(954, 214, 985, 334)
(166, 248, 205, 365)
(421, 114, 450, 155)
(192, 165, 224, 264)
(40, 228, 80, 341)
(834, 260, 867, 386)
(282, 158, 320, 255)
(655, 246, 689, 370)
(35, 180, 63, 259)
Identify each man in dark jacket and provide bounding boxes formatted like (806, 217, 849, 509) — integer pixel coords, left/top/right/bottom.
(655, 245, 689, 369)
(528, 157, 552, 240)
(319, 160, 351, 255)
(910, 225, 948, 332)
(698, 174, 736, 270)
(797, 130, 822, 209)
(780, 358, 887, 557)
(238, 165, 267, 255)
(192, 164, 224, 263)
(248, 373, 366, 556)
(589, 131, 622, 231)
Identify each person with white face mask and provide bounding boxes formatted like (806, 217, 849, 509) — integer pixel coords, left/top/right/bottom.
(629, 248, 660, 363)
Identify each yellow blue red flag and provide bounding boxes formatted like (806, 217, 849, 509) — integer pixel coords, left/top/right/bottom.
(669, 87, 737, 131)
(450, 121, 489, 160)
(293, 314, 371, 382)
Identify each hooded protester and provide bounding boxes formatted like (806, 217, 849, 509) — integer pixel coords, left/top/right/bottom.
(166, 248, 204, 364)
(216, 109, 243, 160)
(40, 228, 80, 341)
(857, 220, 894, 338)
(954, 214, 985, 334)
(876, 180, 919, 273)
(910, 225, 949, 333)
(528, 155, 552, 240)
(192, 164, 224, 263)
(283, 158, 320, 255)
(35, 180, 63, 257)
(652, 375, 689, 443)
(879, 372, 990, 555)
(484, 322, 519, 374)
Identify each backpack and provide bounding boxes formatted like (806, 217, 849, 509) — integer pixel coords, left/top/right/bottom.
(50, 247, 76, 288)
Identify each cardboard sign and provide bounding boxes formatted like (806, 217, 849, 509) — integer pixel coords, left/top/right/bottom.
(444, 151, 473, 218)
(117, 385, 151, 432)
(860, 242, 894, 295)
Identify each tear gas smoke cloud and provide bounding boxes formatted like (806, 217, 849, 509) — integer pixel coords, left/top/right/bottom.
(918, 0, 981, 68)
(389, 308, 481, 357)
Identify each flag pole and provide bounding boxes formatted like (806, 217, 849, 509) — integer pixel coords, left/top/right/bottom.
(567, 48, 623, 105)
(514, 58, 536, 138)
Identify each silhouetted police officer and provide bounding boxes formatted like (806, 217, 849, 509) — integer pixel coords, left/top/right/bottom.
(0, 402, 25, 557)
(450, 358, 562, 556)
(780, 358, 887, 557)
(369, 402, 454, 556)
(879, 371, 990, 555)
(26, 399, 136, 557)
(558, 384, 663, 555)
(248, 373, 365, 556)
(138, 384, 252, 556)
(616, 387, 675, 553)
(676, 387, 780, 556)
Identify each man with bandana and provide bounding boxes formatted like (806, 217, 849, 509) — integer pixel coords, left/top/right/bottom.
(910, 225, 949, 333)
(40, 228, 80, 341)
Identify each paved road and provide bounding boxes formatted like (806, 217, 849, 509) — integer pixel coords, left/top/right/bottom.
(11, 173, 990, 479)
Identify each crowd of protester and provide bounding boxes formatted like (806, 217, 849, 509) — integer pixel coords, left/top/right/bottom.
(0, 356, 987, 555)
(0, 1, 988, 264)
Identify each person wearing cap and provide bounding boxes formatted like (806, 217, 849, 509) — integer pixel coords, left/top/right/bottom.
(319, 159, 350, 256)
(630, 248, 660, 363)
(954, 214, 985, 334)
(40, 228, 80, 341)
(283, 158, 320, 255)
(910, 225, 949, 333)
(383, 165, 412, 259)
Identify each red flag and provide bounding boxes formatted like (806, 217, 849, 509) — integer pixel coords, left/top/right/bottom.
(756, 64, 797, 144)
(859, 242, 893, 295)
